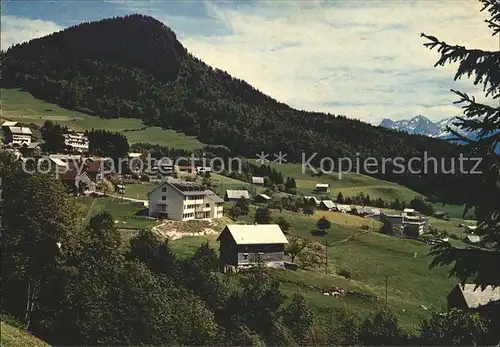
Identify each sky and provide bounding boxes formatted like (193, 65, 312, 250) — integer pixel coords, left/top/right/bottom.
(1, 0, 498, 125)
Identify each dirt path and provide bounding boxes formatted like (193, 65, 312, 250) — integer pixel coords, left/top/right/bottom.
(152, 219, 221, 240)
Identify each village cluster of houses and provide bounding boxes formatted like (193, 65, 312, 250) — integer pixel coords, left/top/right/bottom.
(1, 121, 90, 158)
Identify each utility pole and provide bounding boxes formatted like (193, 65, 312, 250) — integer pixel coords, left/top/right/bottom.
(385, 275, 388, 308)
(325, 240, 328, 274)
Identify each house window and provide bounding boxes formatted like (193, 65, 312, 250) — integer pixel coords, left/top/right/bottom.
(161, 196, 166, 201)
(162, 187, 167, 192)
(205, 203, 210, 207)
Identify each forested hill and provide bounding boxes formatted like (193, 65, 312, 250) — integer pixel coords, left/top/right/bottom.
(1, 14, 470, 201)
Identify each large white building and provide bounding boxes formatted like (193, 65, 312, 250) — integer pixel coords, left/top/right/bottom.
(148, 178, 224, 221)
(64, 133, 89, 152)
(2, 123, 32, 147)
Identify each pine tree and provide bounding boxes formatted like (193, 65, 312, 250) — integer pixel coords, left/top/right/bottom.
(422, 0, 500, 287)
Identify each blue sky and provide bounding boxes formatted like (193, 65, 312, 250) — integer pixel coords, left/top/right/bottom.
(1, 0, 498, 124)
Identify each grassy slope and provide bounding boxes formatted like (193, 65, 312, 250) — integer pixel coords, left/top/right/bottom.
(2, 88, 468, 216)
(0, 88, 203, 150)
(268, 162, 472, 218)
(170, 206, 459, 330)
(0, 322, 49, 347)
(78, 195, 160, 230)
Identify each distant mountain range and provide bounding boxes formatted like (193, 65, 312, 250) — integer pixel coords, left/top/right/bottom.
(380, 115, 463, 138)
(380, 115, 499, 153)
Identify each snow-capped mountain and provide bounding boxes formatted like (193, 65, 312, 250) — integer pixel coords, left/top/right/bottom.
(379, 115, 457, 137)
(380, 115, 499, 153)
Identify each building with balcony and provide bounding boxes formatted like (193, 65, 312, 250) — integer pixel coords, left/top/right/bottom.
(3, 125, 32, 147)
(147, 178, 224, 221)
(63, 133, 89, 152)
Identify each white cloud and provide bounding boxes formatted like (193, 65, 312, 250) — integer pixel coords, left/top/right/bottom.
(1, 1, 497, 125)
(178, 0, 498, 124)
(1, 15, 63, 51)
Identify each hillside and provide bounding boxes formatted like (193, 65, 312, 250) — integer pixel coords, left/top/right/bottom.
(0, 321, 49, 347)
(0, 14, 473, 203)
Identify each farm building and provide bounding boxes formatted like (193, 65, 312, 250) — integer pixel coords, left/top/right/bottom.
(335, 204, 352, 213)
(225, 189, 250, 201)
(314, 183, 329, 192)
(319, 200, 336, 211)
(464, 234, 481, 244)
(59, 171, 95, 195)
(254, 193, 271, 203)
(252, 176, 264, 185)
(303, 196, 320, 206)
(217, 224, 288, 272)
(447, 284, 500, 311)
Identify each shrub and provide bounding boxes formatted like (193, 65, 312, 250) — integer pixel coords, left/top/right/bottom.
(338, 268, 352, 279)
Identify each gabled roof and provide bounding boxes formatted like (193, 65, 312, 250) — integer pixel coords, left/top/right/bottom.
(465, 235, 481, 243)
(454, 284, 500, 308)
(128, 152, 142, 158)
(252, 176, 264, 184)
(148, 178, 208, 197)
(50, 157, 69, 167)
(217, 224, 288, 245)
(2, 121, 18, 127)
(315, 183, 329, 188)
(403, 208, 415, 213)
(320, 200, 336, 209)
(8, 126, 32, 135)
(256, 193, 271, 200)
(335, 204, 352, 212)
(26, 142, 40, 149)
(225, 190, 250, 199)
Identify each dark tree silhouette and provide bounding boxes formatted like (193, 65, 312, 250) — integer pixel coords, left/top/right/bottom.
(422, 0, 500, 287)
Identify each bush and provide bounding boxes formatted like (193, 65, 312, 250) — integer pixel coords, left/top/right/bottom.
(360, 224, 370, 230)
(338, 268, 352, 279)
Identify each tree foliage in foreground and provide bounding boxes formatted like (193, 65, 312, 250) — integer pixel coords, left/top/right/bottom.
(1, 149, 499, 345)
(422, 0, 500, 287)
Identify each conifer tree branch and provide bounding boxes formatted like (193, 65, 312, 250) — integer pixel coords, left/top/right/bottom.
(421, 34, 500, 97)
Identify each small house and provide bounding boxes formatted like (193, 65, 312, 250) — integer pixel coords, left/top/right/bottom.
(403, 221, 426, 237)
(59, 170, 95, 195)
(433, 211, 445, 219)
(465, 225, 478, 233)
(128, 152, 142, 159)
(224, 189, 250, 202)
(403, 208, 416, 217)
(197, 166, 212, 174)
(314, 183, 329, 192)
(319, 200, 336, 211)
(252, 176, 264, 185)
(254, 193, 271, 204)
(336, 204, 352, 213)
(464, 234, 481, 244)
(447, 284, 500, 311)
(217, 224, 289, 272)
